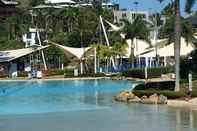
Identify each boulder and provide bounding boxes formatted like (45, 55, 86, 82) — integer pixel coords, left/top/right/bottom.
(114, 92, 136, 102)
(128, 96, 141, 103)
(114, 92, 129, 102)
(140, 94, 168, 104)
(149, 94, 159, 104)
(141, 95, 148, 100)
(158, 95, 168, 104)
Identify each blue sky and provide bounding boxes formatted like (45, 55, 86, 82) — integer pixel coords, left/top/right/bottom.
(117, 0, 197, 16)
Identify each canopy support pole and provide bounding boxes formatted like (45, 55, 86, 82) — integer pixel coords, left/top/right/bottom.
(80, 60, 83, 74)
(37, 30, 47, 70)
(94, 48, 97, 74)
(100, 16, 116, 71)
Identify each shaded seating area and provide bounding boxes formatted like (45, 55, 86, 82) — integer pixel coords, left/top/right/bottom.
(0, 46, 49, 78)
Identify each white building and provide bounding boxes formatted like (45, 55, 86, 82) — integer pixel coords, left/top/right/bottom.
(22, 28, 44, 48)
(113, 10, 150, 24)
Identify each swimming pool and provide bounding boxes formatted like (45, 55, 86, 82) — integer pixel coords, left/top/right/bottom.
(0, 79, 132, 115)
(0, 79, 197, 131)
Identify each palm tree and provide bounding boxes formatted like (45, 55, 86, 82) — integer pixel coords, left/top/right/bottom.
(159, 0, 195, 91)
(185, 0, 196, 13)
(111, 42, 128, 67)
(121, 16, 150, 68)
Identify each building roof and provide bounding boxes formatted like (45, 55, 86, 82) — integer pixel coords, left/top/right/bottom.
(45, 0, 76, 4)
(0, 46, 49, 63)
(139, 38, 195, 57)
(1, 0, 18, 5)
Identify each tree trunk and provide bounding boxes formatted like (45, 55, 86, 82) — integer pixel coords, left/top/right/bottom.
(130, 40, 135, 68)
(174, 0, 181, 92)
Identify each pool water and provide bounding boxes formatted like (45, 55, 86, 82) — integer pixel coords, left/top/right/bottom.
(0, 79, 197, 131)
(0, 79, 132, 115)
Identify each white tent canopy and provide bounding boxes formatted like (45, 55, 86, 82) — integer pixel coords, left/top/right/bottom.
(52, 43, 91, 59)
(0, 46, 49, 63)
(105, 20, 121, 31)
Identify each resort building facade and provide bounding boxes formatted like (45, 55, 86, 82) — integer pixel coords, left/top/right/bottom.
(113, 10, 150, 24)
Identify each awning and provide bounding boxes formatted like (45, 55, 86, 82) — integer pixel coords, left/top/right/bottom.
(140, 38, 195, 57)
(50, 42, 91, 59)
(0, 46, 49, 63)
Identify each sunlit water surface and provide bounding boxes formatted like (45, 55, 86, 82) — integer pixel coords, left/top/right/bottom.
(0, 79, 196, 131)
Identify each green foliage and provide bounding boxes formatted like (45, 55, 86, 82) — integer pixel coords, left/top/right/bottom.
(134, 81, 175, 91)
(0, 40, 24, 51)
(43, 69, 74, 76)
(78, 73, 105, 77)
(133, 90, 187, 99)
(45, 45, 70, 66)
(121, 16, 151, 44)
(51, 32, 69, 45)
(159, 17, 193, 43)
(18, 71, 28, 77)
(185, 0, 196, 13)
(180, 50, 197, 79)
(161, 2, 174, 17)
(122, 67, 174, 79)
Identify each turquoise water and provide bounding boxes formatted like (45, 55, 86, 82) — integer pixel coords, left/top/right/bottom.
(0, 79, 197, 131)
(0, 79, 132, 115)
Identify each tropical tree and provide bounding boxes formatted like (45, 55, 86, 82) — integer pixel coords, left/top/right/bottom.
(160, 17, 193, 44)
(121, 16, 151, 67)
(185, 0, 196, 13)
(111, 42, 128, 67)
(159, 0, 195, 91)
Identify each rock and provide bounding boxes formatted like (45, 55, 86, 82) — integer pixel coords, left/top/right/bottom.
(127, 92, 136, 99)
(141, 95, 148, 100)
(140, 94, 168, 104)
(128, 96, 141, 103)
(149, 94, 159, 104)
(114, 92, 129, 102)
(115, 92, 167, 104)
(158, 95, 168, 104)
(114, 92, 137, 102)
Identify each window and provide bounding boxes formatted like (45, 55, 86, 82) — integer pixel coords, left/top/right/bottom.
(122, 13, 127, 18)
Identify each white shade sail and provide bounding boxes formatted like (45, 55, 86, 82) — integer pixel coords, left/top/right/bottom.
(52, 43, 91, 59)
(0, 46, 49, 63)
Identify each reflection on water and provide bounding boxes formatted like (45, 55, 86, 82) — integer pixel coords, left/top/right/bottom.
(172, 108, 197, 131)
(0, 80, 197, 131)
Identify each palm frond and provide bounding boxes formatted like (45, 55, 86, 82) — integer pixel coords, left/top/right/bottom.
(185, 0, 196, 13)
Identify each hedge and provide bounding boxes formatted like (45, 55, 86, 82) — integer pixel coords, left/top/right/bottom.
(43, 69, 74, 77)
(132, 90, 187, 99)
(78, 73, 105, 77)
(122, 67, 174, 79)
(134, 81, 175, 91)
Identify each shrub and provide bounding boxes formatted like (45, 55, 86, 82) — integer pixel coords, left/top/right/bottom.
(43, 69, 74, 77)
(132, 90, 187, 99)
(180, 50, 197, 79)
(18, 71, 28, 77)
(134, 81, 175, 91)
(122, 67, 174, 78)
(78, 73, 105, 77)
(191, 91, 197, 97)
